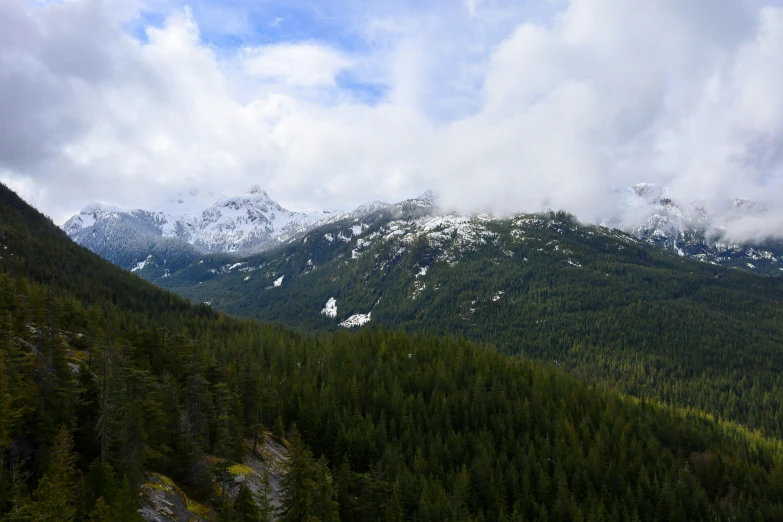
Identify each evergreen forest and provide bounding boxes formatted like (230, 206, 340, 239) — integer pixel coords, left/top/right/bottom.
(4, 182, 783, 521)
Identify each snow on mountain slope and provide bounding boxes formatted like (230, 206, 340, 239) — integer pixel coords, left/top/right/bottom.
(600, 183, 782, 269)
(63, 186, 352, 271)
(63, 184, 782, 277)
(61, 188, 441, 273)
(65, 186, 315, 254)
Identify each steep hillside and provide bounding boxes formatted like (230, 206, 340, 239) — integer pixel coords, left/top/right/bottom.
(6, 187, 783, 520)
(158, 209, 783, 440)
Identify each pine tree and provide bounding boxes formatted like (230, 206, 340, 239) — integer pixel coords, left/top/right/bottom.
(212, 460, 233, 504)
(0, 349, 12, 448)
(110, 478, 143, 522)
(24, 426, 79, 521)
(278, 423, 316, 522)
(273, 416, 286, 443)
(82, 459, 118, 513)
(312, 455, 339, 522)
(3, 456, 29, 522)
(235, 483, 261, 522)
(385, 480, 404, 522)
(86, 496, 112, 522)
(258, 470, 275, 522)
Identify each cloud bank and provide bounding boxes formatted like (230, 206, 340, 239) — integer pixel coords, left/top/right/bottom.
(1, 0, 783, 240)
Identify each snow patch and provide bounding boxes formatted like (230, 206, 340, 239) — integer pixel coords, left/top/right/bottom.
(131, 255, 153, 272)
(411, 281, 426, 300)
(321, 298, 337, 318)
(339, 312, 371, 328)
(273, 275, 284, 287)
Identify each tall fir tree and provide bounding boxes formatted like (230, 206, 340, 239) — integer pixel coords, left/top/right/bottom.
(234, 483, 261, 522)
(278, 423, 316, 522)
(258, 470, 275, 522)
(86, 497, 112, 522)
(312, 455, 340, 522)
(24, 426, 79, 521)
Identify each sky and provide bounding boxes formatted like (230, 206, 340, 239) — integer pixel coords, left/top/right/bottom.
(1, 0, 783, 240)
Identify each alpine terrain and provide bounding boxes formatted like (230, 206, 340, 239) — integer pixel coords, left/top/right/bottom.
(64, 184, 783, 278)
(6, 178, 783, 520)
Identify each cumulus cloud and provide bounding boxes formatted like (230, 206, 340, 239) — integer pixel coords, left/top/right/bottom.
(1, 0, 783, 241)
(242, 43, 351, 87)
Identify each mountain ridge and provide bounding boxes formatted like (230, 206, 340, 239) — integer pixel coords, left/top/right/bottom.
(62, 184, 783, 276)
(6, 180, 783, 519)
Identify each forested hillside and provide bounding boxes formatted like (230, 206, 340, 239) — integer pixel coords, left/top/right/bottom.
(5, 181, 783, 521)
(155, 210, 783, 441)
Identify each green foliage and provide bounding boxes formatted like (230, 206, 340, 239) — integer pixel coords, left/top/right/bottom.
(23, 426, 79, 521)
(110, 479, 143, 522)
(85, 497, 111, 522)
(257, 470, 274, 522)
(234, 484, 261, 522)
(278, 423, 317, 522)
(4, 182, 783, 520)
(161, 211, 783, 442)
(273, 416, 287, 443)
(312, 455, 339, 522)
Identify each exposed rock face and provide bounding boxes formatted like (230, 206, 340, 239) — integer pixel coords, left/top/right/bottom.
(139, 472, 213, 522)
(139, 432, 288, 521)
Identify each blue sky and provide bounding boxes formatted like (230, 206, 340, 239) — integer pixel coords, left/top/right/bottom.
(128, 0, 557, 116)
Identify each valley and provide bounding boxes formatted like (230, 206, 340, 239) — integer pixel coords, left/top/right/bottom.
(4, 178, 783, 520)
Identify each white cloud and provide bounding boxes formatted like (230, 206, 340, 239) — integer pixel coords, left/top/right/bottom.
(242, 43, 351, 87)
(0, 0, 782, 241)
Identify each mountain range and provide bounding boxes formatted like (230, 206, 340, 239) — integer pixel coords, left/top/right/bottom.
(59, 182, 783, 439)
(7, 180, 783, 519)
(63, 184, 783, 277)
(6, 179, 783, 520)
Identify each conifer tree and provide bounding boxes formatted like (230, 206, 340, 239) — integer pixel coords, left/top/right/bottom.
(235, 483, 261, 522)
(273, 416, 286, 443)
(110, 478, 143, 522)
(86, 497, 112, 522)
(278, 423, 316, 522)
(25, 426, 79, 521)
(385, 480, 404, 522)
(82, 459, 118, 512)
(0, 349, 12, 448)
(258, 470, 275, 522)
(2, 457, 29, 522)
(312, 455, 340, 522)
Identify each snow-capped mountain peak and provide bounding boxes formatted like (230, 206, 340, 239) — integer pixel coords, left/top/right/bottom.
(248, 184, 269, 197)
(62, 203, 124, 235)
(63, 184, 782, 278)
